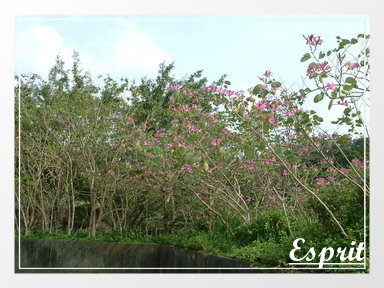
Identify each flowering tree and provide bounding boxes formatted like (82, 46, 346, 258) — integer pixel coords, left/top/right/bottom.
(16, 34, 368, 245)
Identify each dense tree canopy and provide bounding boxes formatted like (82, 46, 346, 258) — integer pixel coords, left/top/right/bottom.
(15, 34, 369, 267)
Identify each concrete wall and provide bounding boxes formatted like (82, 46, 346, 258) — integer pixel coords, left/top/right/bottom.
(15, 238, 251, 273)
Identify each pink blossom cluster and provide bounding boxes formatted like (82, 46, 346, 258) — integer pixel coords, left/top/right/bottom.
(187, 124, 202, 132)
(351, 158, 364, 167)
(126, 116, 134, 125)
(265, 157, 276, 165)
(316, 177, 329, 185)
(211, 139, 222, 146)
(204, 85, 243, 97)
(169, 84, 198, 96)
(254, 101, 267, 110)
(154, 129, 169, 138)
(202, 112, 219, 123)
(306, 62, 331, 78)
(180, 163, 193, 173)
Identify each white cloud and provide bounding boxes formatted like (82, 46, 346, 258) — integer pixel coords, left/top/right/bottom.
(16, 25, 73, 76)
(109, 20, 173, 77)
(16, 20, 174, 81)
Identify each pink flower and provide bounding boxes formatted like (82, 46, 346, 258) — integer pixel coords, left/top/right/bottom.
(207, 167, 217, 173)
(187, 124, 201, 132)
(166, 143, 173, 149)
(283, 170, 289, 176)
(265, 157, 276, 165)
(326, 83, 336, 91)
(345, 62, 360, 69)
(187, 124, 196, 131)
(147, 153, 155, 158)
(340, 168, 349, 174)
(305, 34, 323, 46)
(306, 63, 331, 78)
(328, 167, 337, 173)
(263, 70, 272, 77)
(317, 62, 331, 72)
(351, 158, 364, 167)
(193, 162, 200, 167)
(180, 164, 193, 173)
(191, 104, 199, 109)
(306, 65, 317, 77)
(211, 139, 222, 146)
(144, 140, 153, 147)
(126, 116, 134, 125)
(268, 114, 277, 125)
(316, 177, 329, 185)
(169, 83, 180, 91)
(254, 102, 266, 110)
(107, 169, 115, 175)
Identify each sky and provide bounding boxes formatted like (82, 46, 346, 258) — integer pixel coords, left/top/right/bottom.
(15, 15, 369, 134)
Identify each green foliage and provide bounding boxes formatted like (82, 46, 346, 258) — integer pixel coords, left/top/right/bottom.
(313, 92, 324, 103)
(300, 53, 311, 62)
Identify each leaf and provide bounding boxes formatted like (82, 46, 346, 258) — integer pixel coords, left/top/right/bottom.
(345, 77, 357, 86)
(336, 134, 350, 145)
(301, 53, 311, 62)
(343, 85, 353, 91)
(339, 39, 350, 49)
(285, 118, 294, 124)
(328, 100, 333, 110)
(224, 80, 231, 85)
(343, 107, 352, 115)
(203, 162, 209, 172)
(351, 38, 358, 44)
(319, 51, 325, 59)
(313, 115, 323, 122)
(252, 84, 263, 95)
(314, 93, 324, 103)
(260, 90, 269, 98)
(271, 81, 282, 88)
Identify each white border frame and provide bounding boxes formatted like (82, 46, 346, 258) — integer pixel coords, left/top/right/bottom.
(2, 1, 384, 287)
(15, 14, 369, 272)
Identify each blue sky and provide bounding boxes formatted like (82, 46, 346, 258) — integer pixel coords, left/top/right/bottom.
(15, 15, 368, 134)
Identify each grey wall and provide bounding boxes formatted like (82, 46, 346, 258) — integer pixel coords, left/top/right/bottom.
(15, 238, 252, 273)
